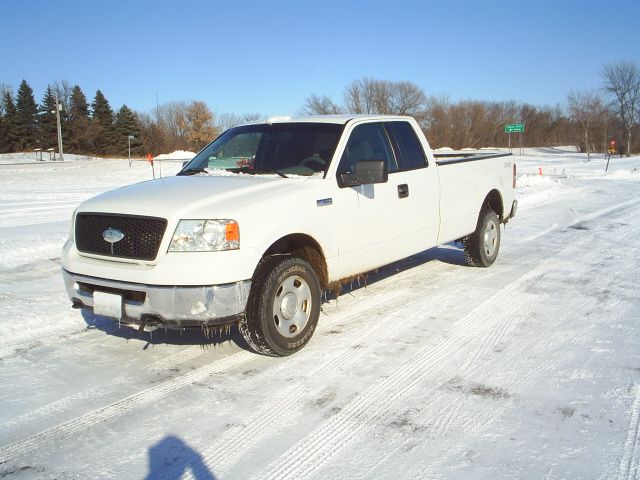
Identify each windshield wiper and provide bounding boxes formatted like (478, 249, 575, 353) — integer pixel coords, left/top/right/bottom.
(252, 167, 288, 178)
(234, 166, 288, 178)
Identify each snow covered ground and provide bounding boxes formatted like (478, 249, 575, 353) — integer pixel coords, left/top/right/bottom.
(0, 149, 639, 479)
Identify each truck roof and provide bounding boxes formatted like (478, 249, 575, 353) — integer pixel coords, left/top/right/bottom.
(249, 114, 414, 126)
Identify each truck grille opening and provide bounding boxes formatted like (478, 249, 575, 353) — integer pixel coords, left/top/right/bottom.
(75, 213, 167, 261)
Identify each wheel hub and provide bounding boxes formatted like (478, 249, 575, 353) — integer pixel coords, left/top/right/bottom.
(280, 293, 298, 320)
(272, 275, 312, 338)
(484, 220, 498, 257)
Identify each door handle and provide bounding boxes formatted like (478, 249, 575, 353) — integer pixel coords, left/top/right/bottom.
(398, 184, 409, 199)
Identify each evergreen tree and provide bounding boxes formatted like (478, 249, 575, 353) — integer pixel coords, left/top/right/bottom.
(90, 90, 115, 155)
(13, 80, 38, 151)
(38, 86, 58, 149)
(113, 105, 143, 156)
(68, 85, 91, 153)
(0, 90, 17, 152)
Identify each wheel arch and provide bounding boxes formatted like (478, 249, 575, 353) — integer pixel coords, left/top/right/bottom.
(260, 233, 329, 289)
(483, 189, 504, 221)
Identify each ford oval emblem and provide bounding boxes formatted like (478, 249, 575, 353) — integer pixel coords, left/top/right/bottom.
(103, 228, 125, 244)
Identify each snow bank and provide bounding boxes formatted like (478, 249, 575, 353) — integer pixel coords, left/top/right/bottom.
(153, 150, 196, 161)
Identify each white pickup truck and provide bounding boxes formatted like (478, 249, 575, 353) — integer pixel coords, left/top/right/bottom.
(62, 115, 517, 356)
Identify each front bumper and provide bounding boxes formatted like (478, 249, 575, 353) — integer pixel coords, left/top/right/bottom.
(63, 268, 251, 329)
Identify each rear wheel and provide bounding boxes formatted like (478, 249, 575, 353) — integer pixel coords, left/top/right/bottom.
(463, 207, 501, 267)
(240, 256, 321, 356)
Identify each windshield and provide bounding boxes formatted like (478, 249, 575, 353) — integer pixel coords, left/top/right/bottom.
(179, 122, 344, 177)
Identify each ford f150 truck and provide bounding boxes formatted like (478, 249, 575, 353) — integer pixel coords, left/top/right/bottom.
(62, 115, 517, 356)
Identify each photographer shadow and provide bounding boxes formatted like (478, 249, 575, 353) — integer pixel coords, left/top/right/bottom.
(145, 435, 215, 480)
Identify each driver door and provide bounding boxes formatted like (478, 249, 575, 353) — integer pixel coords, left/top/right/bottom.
(333, 122, 415, 279)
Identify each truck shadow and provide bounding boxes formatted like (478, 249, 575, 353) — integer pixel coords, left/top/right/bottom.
(80, 309, 249, 351)
(333, 243, 466, 298)
(79, 244, 466, 350)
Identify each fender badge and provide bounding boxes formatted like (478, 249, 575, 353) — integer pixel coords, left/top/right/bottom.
(317, 198, 332, 207)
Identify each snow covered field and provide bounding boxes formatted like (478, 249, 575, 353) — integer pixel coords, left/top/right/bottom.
(0, 149, 639, 479)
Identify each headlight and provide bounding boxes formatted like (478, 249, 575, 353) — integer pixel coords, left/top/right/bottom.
(169, 219, 240, 252)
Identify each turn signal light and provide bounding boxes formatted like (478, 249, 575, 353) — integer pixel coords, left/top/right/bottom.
(225, 222, 240, 242)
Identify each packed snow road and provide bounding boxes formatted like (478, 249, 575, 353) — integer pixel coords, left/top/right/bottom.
(0, 150, 639, 479)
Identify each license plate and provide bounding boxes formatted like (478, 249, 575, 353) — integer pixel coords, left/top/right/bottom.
(93, 291, 123, 319)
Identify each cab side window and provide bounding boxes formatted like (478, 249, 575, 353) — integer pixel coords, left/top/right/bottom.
(337, 123, 397, 176)
(385, 121, 428, 170)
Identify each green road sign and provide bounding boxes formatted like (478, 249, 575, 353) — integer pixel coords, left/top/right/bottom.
(504, 123, 525, 133)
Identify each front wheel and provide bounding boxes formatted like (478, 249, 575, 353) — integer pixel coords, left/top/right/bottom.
(240, 256, 321, 356)
(463, 207, 501, 267)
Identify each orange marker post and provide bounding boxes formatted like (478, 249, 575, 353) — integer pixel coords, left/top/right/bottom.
(147, 153, 155, 178)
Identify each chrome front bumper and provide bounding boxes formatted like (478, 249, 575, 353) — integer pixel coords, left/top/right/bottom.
(62, 269, 251, 328)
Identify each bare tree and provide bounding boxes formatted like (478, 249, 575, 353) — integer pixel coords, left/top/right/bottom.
(216, 112, 264, 132)
(52, 80, 73, 111)
(602, 61, 640, 156)
(567, 90, 607, 160)
(343, 77, 368, 114)
(156, 100, 189, 150)
(390, 81, 427, 119)
(343, 77, 427, 118)
(299, 94, 341, 115)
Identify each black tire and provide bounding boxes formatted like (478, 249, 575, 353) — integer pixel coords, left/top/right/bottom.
(463, 207, 501, 267)
(240, 256, 321, 356)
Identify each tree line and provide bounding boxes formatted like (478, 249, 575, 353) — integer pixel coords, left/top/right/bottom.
(1, 61, 638, 157)
(0, 80, 234, 157)
(301, 61, 640, 156)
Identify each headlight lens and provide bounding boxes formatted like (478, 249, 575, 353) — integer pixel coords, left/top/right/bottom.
(169, 219, 240, 252)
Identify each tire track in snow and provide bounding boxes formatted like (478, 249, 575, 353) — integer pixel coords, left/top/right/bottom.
(353, 296, 592, 480)
(111, 261, 454, 475)
(252, 263, 547, 480)
(0, 270, 425, 465)
(138, 279, 453, 478)
(516, 194, 640, 245)
(0, 351, 254, 464)
(350, 299, 554, 480)
(461, 264, 551, 371)
(400, 244, 638, 480)
(0, 326, 89, 361)
(618, 385, 640, 480)
(270, 221, 630, 480)
(0, 344, 213, 432)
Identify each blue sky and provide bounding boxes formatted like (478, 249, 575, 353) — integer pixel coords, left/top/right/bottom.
(1, 0, 639, 117)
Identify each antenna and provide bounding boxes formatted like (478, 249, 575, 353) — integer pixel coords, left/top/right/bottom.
(156, 91, 162, 178)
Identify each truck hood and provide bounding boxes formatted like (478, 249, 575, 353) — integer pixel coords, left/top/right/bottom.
(78, 175, 299, 218)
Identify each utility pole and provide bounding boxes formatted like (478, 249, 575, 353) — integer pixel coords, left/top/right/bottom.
(54, 93, 64, 161)
(128, 135, 134, 167)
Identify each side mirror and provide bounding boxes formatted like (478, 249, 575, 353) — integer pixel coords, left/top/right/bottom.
(340, 160, 388, 187)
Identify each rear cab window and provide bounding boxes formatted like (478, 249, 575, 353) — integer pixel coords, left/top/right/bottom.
(385, 121, 428, 171)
